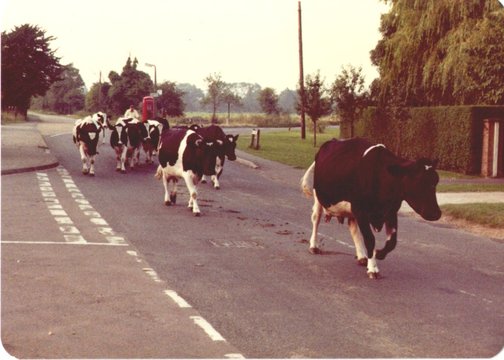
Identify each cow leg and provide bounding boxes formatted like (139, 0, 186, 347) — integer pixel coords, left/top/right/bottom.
(79, 145, 89, 175)
(356, 216, 380, 278)
(120, 147, 127, 173)
(308, 191, 323, 254)
(376, 215, 398, 260)
(348, 218, 367, 266)
(162, 171, 172, 206)
(212, 158, 223, 189)
(182, 172, 201, 216)
(89, 154, 96, 176)
(201, 175, 208, 184)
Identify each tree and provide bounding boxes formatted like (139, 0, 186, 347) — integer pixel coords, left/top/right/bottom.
(1, 24, 63, 117)
(202, 73, 227, 123)
(299, 71, 332, 146)
(278, 88, 297, 114)
(371, 0, 504, 105)
(32, 64, 85, 114)
(107, 56, 153, 115)
(258, 87, 280, 115)
(85, 81, 112, 113)
(330, 66, 368, 138)
(177, 83, 205, 112)
(222, 85, 242, 125)
(156, 81, 185, 117)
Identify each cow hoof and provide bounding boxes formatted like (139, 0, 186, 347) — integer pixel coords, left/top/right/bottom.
(309, 247, 321, 255)
(201, 180, 207, 184)
(164, 201, 172, 206)
(82, 170, 89, 175)
(89, 173, 95, 177)
(367, 272, 380, 280)
(356, 258, 368, 266)
(121, 170, 127, 174)
(194, 212, 201, 217)
(170, 194, 177, 204)
(214, 186, 220, 190)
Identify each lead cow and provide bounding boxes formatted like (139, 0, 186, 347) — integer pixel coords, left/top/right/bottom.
(301, 137, 441, 279)
(155, 128, 218, 216)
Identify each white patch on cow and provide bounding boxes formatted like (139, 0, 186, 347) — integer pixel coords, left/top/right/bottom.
(425, 165, 432, 170)
(88, 132, 96, 140)
(363, 144, 386, 158)
(367, 253, 379, 275)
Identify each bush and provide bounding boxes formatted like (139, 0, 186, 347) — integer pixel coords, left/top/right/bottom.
(352, 105, 504, 174)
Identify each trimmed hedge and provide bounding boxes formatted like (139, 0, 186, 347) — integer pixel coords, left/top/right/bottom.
(347, 106, 504, 174)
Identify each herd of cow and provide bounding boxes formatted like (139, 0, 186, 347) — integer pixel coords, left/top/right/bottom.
(73, 112, 442, 279)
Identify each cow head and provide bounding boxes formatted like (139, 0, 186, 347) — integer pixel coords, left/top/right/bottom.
(389, 158, 442, 221)
(224, 134, 239, 161)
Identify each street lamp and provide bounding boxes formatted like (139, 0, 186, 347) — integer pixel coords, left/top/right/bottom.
(145, 63, 157, 91)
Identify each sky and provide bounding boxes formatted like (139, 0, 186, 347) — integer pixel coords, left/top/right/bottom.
(2, 0, 390, 92)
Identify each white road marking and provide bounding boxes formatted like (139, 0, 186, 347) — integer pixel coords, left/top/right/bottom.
(190, 316, 226, 341)
(164, 290, 192, 308)
(1, 241, 128, 246)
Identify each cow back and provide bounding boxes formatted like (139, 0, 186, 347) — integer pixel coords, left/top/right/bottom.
(158, 129, 188, 167)
(76, 123, 101, 155)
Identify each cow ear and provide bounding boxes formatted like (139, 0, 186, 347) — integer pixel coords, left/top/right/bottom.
(234, 134, 239, 141)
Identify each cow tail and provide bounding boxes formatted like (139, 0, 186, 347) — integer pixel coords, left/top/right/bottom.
(301, 161, 316, 198)
(154, 165, 163, 180)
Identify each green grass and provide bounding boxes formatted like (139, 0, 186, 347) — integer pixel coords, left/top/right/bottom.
(437, 183, 504, 192)
(441, 203, 504, 228)
(237, 128, 340, 169)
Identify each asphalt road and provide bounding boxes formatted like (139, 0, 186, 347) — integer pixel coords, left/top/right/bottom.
(4, 115, 504, 358)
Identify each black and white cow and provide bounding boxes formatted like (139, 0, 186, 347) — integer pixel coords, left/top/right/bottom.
(72, 115, 104, 176)
(108, 117, 144, 173)
(142, 118, 169, 164)
(301, 137, 441, 279)
(196, 125, 239, 189)
(154, 128, 218, 216)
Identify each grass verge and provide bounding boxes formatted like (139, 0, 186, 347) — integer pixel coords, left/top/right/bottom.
(441, 203, 504, 228)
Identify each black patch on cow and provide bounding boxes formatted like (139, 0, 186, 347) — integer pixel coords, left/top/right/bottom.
(76, 123, 100, 155)
(158, 129, 187, 167)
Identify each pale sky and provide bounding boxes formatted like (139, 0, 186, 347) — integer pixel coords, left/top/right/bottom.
(2, 0, 389, 92)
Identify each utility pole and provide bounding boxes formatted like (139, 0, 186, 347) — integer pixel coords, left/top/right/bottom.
(298, 0, 306, 140)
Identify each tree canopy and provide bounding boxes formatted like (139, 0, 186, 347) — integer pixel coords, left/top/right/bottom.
(258, 87, 280, 115)
(371, 0, 504, 106)
(32, 64, 85, 114)
(1, 24, 64, 116)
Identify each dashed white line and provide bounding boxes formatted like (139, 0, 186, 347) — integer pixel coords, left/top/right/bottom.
(190, 316, 226, 342)
(164, 290, 192, 308)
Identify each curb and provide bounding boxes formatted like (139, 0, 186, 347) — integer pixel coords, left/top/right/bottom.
(235, 157, 259, 169)
(1, 161, 60, 176)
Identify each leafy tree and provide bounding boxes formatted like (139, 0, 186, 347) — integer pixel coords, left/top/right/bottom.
(202, 73, 227, 123)
(156, 81, 185, 117)
(222, 85, 242, 124)
(178, 83, 204, 112)
(1, 24, 63, 117)
(258, 87, 280, 115)
(330, 66, 368, 138)
(299, 71, 332, 146)
(32, 64, 85, 114)
(107, 56, 153, 115)
(85, 81, 112, 113)
(278, 88, 297, 114)
(371, 0, 504, 105)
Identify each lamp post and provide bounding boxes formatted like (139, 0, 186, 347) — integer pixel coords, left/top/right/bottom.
(145, 63, 157, 91)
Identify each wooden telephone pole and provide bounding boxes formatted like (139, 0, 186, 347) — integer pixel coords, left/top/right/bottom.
(298, 0, 306, 140)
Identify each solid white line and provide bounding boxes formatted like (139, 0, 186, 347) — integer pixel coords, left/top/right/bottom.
(1, 241, 128, 246)
(164, 290, 192, 308)
(190, 316, 226, 342)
